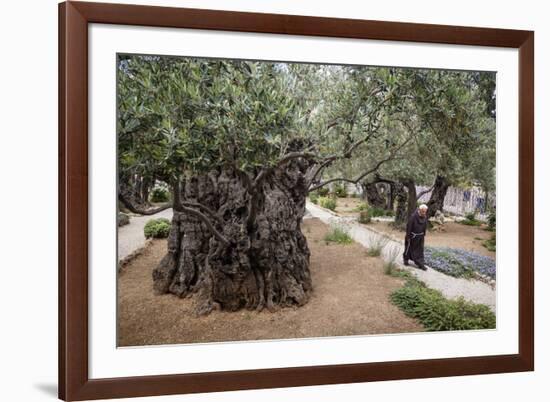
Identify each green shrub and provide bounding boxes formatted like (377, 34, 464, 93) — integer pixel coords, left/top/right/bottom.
(309, 192, 319, 204)
(391, 280, 496, 331)
(150, 187, 170, 203)
(358, 210, 371, 224)
(319, 196, 337, 211)
(369, 207, 388, 218)
(386, 266, 416, 281)
(118, 213, 130, 227)
(353, 202, 369, 212)
(324, 226, 353, 245)
(333, 184, 347, 198)
(144, 218, 171, 239)
(460, 212, 482, 226)
(483, 233, 496, 252)
(317, 187, 330, 196)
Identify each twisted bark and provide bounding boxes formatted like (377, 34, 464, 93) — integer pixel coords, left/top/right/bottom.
(426, 175, 450, 218)
(361, 182, 386, 209)
(153, 158, 313, 315)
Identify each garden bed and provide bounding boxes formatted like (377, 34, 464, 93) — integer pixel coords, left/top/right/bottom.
(424, 246, 496, 286)
(118, 218, 424, 346)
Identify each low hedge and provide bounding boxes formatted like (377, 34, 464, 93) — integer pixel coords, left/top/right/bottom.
(144, 217, 171, 239)
(391, 279, 496, 331)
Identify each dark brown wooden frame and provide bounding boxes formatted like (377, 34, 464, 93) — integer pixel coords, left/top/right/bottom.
(59, 1, 534, 400)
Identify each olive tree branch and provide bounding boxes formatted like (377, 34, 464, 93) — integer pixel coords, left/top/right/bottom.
(308, 133, 413, 193)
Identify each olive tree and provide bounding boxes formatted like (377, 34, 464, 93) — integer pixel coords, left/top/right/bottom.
(118, 56, 408, 314)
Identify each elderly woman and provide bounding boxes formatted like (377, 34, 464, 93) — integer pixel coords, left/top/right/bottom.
(403, 204, 428, 270)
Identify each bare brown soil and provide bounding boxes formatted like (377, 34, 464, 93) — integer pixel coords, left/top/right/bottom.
(334, 197, 364, 216)
(118, 218, 423, 346)
(367, 220, 496, 259)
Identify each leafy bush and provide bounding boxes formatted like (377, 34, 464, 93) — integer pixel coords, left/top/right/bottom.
(391, 280, 496, 331)
(118, 213, 130, 227)
(150, 187, 170, 203)
(324, 226, 353, 245)
(333, 184, 347, 198)
(465, 212, 476, 221)
(144, 218, 171, 239)
(353, 202, 369, 212)
(317, 187, 330, 196)
(309, 192, 319, 205)
(319, 196, 337, 211)
(358, 210, 371, 224)
(425, 246, 496, 279)
(460, 211, 482, 226)
(483, 233, 496, 252)
(369, 206, 394, 217)
(386, 266, 415, 281)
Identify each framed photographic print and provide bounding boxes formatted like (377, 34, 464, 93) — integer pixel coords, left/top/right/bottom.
(59, 1, 534, 400)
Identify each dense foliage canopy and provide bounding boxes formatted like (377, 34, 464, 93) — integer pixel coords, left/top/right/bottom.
(118, 54, 495, 205)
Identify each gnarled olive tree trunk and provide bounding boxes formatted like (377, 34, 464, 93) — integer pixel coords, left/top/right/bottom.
(361, 182, 386, 209)
(152, 159, 313, 315)
(393, 184, 408, 229)
(426, 175, 449, 218)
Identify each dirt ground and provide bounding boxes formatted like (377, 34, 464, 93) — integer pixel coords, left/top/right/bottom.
(367, 220, 496, 259)
(333, 197, 364, 216)
(118, 218, 423, 347)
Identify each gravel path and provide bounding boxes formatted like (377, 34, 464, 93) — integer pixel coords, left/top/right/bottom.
(118, 208, 173, 261)
(306, 202, 496, 311)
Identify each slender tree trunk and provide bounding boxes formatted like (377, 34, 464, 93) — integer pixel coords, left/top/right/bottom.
(388, 182, 396, 211)
(403, 179, 417, 220)
(393, 184, 408, 229)
(153, 159, 313, 315)
(141, 176, 152, 205)
(426, 175, 449, 218)
(393, 179, 416, 229)
(135, 176, 144, 204)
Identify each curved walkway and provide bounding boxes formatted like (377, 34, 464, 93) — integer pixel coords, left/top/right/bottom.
(118, 208, 173, 261)
(306, 202, 496, 312)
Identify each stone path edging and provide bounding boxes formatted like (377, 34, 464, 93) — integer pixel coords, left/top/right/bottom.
(118, 208, 173, 261)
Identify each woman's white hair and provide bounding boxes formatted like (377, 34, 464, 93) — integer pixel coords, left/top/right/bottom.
(419, 204, 428, 210)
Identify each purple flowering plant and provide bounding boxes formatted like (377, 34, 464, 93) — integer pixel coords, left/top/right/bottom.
(424, 246, 496, 280)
